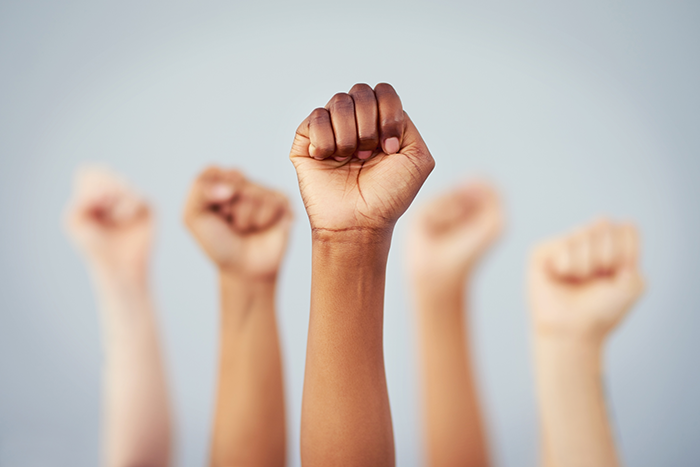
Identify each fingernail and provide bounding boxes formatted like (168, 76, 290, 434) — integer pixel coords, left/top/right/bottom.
(358, 150, 372, 160)
(384, 137, 400, 154)
(209, 184, 233, 200)
(334, 156, 349, 162)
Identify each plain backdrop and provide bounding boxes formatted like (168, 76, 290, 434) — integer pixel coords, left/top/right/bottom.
(1, 1, 698, 466)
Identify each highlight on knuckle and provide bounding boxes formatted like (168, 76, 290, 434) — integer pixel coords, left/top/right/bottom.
(330, 93, 354, 113)
(310, 107, 329, 123)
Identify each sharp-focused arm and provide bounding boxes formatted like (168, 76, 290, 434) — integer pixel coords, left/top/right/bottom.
(301, 230, 394, 466)
(289, 82, 435, 467)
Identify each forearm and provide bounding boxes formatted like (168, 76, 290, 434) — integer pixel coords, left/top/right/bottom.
(94, 273, 172, 467)
(535, 337, 619, 467)
(301, 229, 395, 467)
(210, 273, 285, 467)
(414, 279, 490, 467)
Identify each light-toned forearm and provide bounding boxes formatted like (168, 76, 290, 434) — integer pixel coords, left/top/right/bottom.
(210, 273, 286, 467)
(414, 279, 490, 467)
(94, 273, 172, 467)
(535, 337, 619, 467)
(301, 230, 395, 467)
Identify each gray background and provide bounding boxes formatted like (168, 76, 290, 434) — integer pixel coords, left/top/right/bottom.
(1, 0, 698, 465)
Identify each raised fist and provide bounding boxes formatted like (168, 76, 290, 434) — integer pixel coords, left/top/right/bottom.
(183, 167, 292, 280)
(529, 219, 645, 341)
(64, 166, 152, 279)
(289, 83, 435, 236)
(408, 181, 503, 285)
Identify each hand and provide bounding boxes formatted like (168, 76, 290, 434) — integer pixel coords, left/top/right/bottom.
(289, 83, 435, 237)
(64, 166, 152, 281)
(529, 220, 645, 342)
(183, 167, 292, 280)
(408, 181, 503, 285)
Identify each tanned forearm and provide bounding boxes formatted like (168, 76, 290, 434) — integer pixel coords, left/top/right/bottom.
(210, 273, 286, 467)
(535, 337, 619, 467)
(95, 272, 172, 467)
(300, 229, 395, 467)
(415, 278, 490, 467)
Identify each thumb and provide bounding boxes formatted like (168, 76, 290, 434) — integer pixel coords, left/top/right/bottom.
(289, 116, 312, 167)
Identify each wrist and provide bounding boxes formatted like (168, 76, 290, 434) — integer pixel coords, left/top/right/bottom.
(534, 334, 604, 370)
(533, 319, 610, 348)
(218, 270, 277, 325)
(219, 270, 277, 304)
(92, 264, 150, 299)
(218, 267, 278, 287)
(411, 269, 469, 296)
(312, 226, 393, 245)
(311, 227, 393, 268)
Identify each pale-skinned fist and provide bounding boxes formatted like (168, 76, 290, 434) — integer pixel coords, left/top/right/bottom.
(289, 83, 435, 236)
(183, 167, 292, 280)
(408, 181, 503, 286)
(529, 220, 645, 342)
(64, 166, 152, 281)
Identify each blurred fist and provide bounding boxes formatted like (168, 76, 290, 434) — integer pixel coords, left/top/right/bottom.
(408, 181, 503, 285)
(529, 220, 645, 342)
(64, 166, 152, 279)
(183, 167, 292, 280)
(289, 83, 435, 235)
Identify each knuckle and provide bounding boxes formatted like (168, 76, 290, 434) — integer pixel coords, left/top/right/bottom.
(358, 132, 379, 144)
(349, 84, 376, 102)
(329, 93, 354, 112)
(310, 107, 330, 123)
(349, 82, 372, 94)
(380, 114, 403, 129)
(375, 82, 396, 94)
(314, 144, 335, 157)
(336, 142, 356, 155)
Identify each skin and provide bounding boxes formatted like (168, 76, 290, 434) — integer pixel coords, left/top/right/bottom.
(290, 83, 435, 467)
(183, 167, 291, 467)
(407, 181, 503, 467)
(64, 166, 172, 467)
(529, 220, 645, 467)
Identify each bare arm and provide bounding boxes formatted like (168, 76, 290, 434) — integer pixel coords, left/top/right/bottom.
(535, 337, 616, 467)
(529, 220, 645, 467)
(408, 182, 501, 467)
(183, 168, 290, 467)
(414, 283, 490, 467)
(65, 167, 171, 467)
(96, 274, 172, 467)
(210, 274, 286, 467)
(302, 231, 394, 465)
(290, 83, 435, 466)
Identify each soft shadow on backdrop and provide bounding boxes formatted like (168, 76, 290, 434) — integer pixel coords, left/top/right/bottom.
(1, 1, 698, 466)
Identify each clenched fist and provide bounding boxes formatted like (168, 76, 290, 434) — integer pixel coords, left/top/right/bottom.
(183, 167, 292, 280)
(64, 166, 152, 280)
(289, 83, 435, 237)
(408, 181, 503, 285)
(529, 219, 645, 342)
